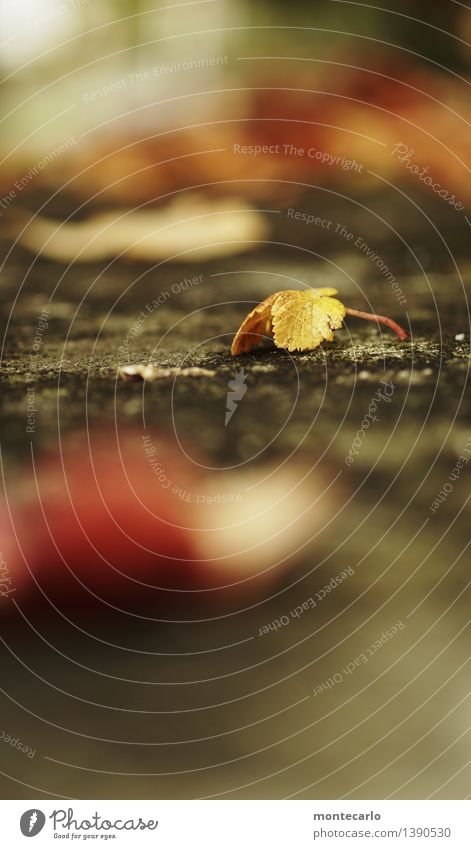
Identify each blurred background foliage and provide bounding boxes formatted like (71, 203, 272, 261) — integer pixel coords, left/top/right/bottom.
(1, 0, 470, 152)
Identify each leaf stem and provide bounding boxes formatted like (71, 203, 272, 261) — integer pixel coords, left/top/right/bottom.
(344, 307, 409, 340)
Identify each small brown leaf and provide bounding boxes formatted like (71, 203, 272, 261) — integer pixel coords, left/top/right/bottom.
(230, 292, 279, 355)
(118, 365, 216, 381)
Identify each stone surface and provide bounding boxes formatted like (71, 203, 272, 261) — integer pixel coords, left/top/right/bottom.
(0, 192, 469, 800)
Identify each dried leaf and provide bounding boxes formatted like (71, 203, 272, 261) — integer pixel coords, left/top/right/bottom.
(118, 365, 216, 381)
(231, 288, 345, 355)
(230, 292, 279, 355)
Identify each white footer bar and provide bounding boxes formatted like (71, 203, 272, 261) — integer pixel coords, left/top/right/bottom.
(1, 800, 469, 848)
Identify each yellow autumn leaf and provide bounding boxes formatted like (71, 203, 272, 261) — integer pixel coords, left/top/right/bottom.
(231, 288, 346, 355)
